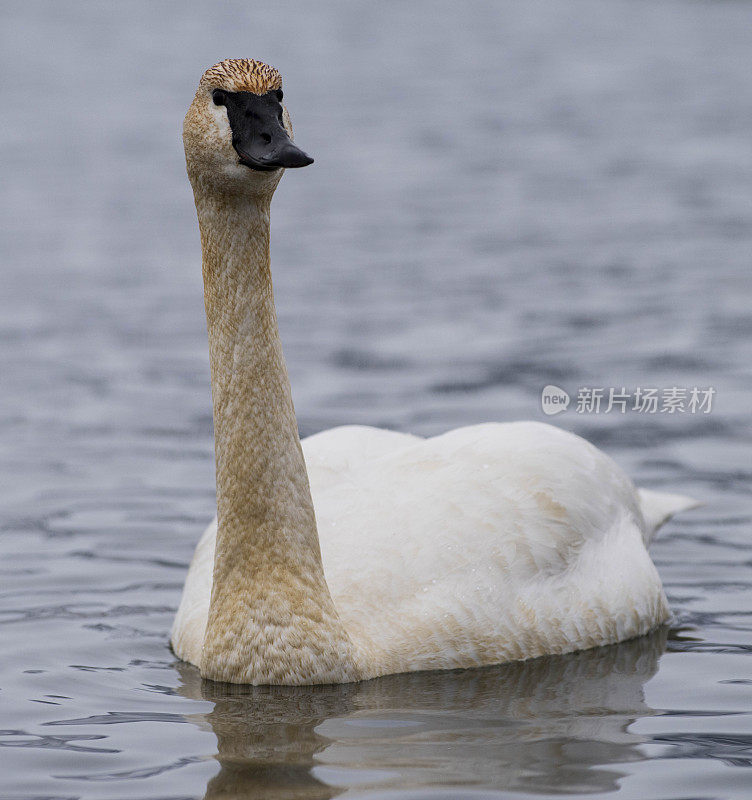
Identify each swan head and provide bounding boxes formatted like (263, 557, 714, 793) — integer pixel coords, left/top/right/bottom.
(184, 59, 313, 197)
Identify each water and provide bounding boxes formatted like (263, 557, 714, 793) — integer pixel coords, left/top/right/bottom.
(1, 1, 750, 798)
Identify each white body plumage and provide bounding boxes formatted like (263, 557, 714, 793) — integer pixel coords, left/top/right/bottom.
(172, 422, 695, 680)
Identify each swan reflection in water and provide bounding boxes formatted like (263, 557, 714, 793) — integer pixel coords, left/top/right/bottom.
(176, 628, 667, 799)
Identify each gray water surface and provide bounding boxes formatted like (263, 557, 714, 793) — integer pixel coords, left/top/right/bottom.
(1, 2, 751, 798)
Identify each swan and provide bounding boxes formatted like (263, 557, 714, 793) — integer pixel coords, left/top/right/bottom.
(171, 58, 697, 685)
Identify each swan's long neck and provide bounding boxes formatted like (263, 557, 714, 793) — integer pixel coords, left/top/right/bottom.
(194, 188, 358, 684)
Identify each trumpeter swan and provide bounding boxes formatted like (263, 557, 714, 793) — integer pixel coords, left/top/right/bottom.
(171, 59, 697, 685)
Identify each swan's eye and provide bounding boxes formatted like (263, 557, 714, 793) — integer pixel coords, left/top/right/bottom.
(275, 89, 283, 102)
(212, 90, 227, 106)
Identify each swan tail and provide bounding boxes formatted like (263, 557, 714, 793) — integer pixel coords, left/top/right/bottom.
(637, 488, 701, 544)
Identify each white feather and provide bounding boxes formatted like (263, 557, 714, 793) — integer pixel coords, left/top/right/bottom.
(172, 421, 696, 674)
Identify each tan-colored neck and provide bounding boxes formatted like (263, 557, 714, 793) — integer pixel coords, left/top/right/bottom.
(193, 187, 358, 684)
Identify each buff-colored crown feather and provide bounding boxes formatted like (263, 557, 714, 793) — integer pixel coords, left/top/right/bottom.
(199, 58, 282, 95)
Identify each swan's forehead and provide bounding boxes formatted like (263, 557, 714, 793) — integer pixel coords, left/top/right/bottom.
(199, 58, 282, 95)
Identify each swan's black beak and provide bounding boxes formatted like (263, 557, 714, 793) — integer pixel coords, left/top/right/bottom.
(213, 88, 314, 172)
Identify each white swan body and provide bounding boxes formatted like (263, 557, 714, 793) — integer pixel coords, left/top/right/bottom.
(172, 421, 695, 677)
(172, 59, 697, 685)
